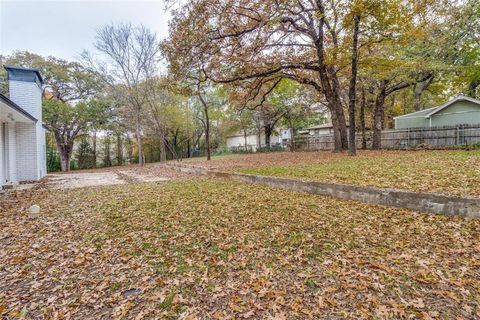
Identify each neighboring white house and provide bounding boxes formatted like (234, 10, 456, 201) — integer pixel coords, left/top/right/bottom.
(226, 128, 292, 151)
(0, 65, 47, 187)
(301, 123, 350, 136)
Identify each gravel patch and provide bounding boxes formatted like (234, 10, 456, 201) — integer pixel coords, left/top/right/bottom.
(46, 172, 125, 189)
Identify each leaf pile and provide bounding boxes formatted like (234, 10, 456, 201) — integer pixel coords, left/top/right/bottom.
(1, 179, 480, 319)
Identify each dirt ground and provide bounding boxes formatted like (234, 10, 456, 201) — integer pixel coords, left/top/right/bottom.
(16, 163, 192, 190)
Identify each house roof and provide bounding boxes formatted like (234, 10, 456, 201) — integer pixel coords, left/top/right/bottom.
(0, 93, 38, 122)
(4, 65, 43, 85)
(304, 122, 349, 130)
(227, 129, 256, 138)
(424, 95, 480, 118)
(394, 95, 480, 120)
(304, 123, 333, 130)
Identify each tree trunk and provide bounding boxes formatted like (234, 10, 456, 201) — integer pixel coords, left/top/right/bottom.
(54, 136, 73, 172)
(414, 75, 433, 111)
(360, 85, 367, 149)
(388, 95, 396, 129)
(314, 16, 347, 152)
(92, 131, 97, 168)
(104, 137, 112, 167)
(116, 133, 123, 166)
(59, 151, 70, 172)
(126, 135, 133, 164)
(469, 79, 480, 98)
(77, 136, 87, 169)
(413, 84, 423, 112)
(204, 105, 211, 160)
(330, 72, 349, 151)
(136, 110, 145, 166)
(159, 128, 167, 162)
(243, 128, 248, 152)
(290, 127, 296, 152)
(197, 91, 211, 161)
(331, 110, 342, 153)
(348, 14, 360, 156)
(264, 125, 272, 147)
(372, 83, 387, 150)
(322, 71, 348, 152)
(173, 130, 179, 155)
(166, 138, 173, 160)
(256, 130, 261, 150)
(337, 108, 348, 150)
(316, 87, 347, 152)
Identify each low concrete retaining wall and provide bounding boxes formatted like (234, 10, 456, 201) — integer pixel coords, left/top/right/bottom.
(167, 163, 480, 219)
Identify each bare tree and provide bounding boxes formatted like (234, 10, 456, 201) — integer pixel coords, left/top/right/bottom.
(83, 23, 160, 166)
(191, 78, 223, 161)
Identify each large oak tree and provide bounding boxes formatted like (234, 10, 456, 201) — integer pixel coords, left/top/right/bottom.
(163, 0, 437, 152)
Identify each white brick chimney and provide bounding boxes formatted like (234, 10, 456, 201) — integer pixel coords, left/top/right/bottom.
(4, 65, 47, 181)
(7, 67, 43, 121)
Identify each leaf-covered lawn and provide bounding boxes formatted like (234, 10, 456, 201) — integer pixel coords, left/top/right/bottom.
(233, 150, 480, 197)
(1, 179, 479, 319)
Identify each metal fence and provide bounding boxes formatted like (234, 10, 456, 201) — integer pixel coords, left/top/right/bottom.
(294, 124, 480, 151)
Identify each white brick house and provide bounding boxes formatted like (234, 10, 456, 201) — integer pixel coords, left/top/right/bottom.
(0, 66, 47, 187)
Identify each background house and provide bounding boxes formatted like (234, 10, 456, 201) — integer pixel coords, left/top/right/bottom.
(226, 128, 291, 151)
(299, 123, 350, 136)
(394, 95, 480, 129)
(0, 66, 46, 187)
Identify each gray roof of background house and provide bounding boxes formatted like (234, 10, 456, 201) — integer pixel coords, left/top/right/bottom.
(424, 95, 480, 118)
(394, 95, 480, 120)
(304, 122, 349, 130)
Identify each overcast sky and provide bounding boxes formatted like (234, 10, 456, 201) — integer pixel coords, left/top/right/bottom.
(0, 0, 171, 61)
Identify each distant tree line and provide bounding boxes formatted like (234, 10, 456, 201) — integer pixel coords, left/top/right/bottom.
(0, 0, 478, 170)
(163, 0, 480, 155)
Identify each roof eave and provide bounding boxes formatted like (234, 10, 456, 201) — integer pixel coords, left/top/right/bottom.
(0, 93, 38, 122)
(424, 95, 480, 118)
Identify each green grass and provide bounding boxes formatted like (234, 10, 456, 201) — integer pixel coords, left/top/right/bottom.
(238, 150, 480, 196)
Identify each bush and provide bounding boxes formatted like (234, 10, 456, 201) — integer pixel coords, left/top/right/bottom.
(213, 146, 232, 156)
(70, 160, 78, 171)
(257, 144, 285, 153)
(46, 143, 61, 172)
(230, 146, 255, 154)
(453, 142, 480, 150)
